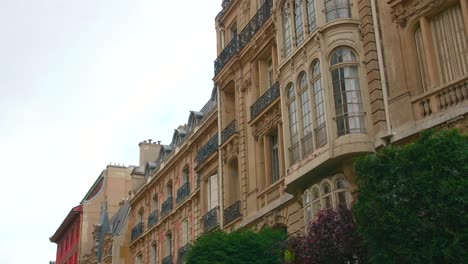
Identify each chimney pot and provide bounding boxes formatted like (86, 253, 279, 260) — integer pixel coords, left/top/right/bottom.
(148, 139, 152, 143)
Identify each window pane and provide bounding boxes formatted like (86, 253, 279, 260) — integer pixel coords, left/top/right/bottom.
(415, 27, 429, 92)
(294, 0, 304, 45)
(307, 0, 316, 32)
(325, 0, 351, 22)
(283, 2, 292, 57)
(270, 133, 280, 183)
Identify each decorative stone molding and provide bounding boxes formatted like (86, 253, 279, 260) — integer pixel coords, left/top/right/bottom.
(389, 0, 443, 26)
(252, 106, 281, 138)
(221, 136, 239, 163)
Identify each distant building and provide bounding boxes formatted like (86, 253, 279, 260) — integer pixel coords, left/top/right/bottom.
(49, 205, 81, 264)
(50, 165, 135, 263)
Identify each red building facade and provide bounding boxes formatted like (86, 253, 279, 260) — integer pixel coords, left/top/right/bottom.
(50, 205, 82, 264)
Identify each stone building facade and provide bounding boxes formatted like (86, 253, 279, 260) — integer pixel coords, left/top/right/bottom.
(51, 1, 468, 263)
(128, 90, 218, 264)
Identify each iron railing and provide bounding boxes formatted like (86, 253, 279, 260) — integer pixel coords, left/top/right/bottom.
(130, 222, 144, 242)
(250, 81, 280, 120)
(214, 0, 273, 76)
(162, 255, 173, 264)
(177, 244, 191, 264)
(224, 200, 241, 224)
(221, 120, 236, 144)
(176, 182, 190, 204)
(161, 198, 173, 218)
(203, 207, 219, 233)
(147, 210, 158, 229)
(196, 134, 219, 165)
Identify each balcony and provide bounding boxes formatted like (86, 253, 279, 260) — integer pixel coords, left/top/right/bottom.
(162, 255, 173, 264)
(250, 81, 280, 120)
(214, 0, 273, 76)
(176, 182, 190, 204)
(147, 210, 158, 229)
(221, 120, 236, 144)
(412, 76, 468, 119)
(258, 180, 284, 208)
(203, 207, 219, 233)
(130, 222, 144, 242)
(161, 198, 173, 218)
(177, 244, 191, 264)
(196, 134, 219, 165)
(224, 200, 241, 224)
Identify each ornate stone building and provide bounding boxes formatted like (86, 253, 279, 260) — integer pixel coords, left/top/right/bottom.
(52, 1, 467, 263)
(128, 89, 218, 264)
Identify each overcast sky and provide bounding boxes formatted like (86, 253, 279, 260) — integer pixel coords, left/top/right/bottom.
(0, 0, 219, 263)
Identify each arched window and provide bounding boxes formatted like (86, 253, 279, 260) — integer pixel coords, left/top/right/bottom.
(304, 190, 311, 223)
(306, 0, 316, 32)
(287, 84, 300, 164)
(294, 0, 304, 45)
(324, 0, 351, 22)
(298, 72, 313, 156)
(282, 1, 292, 57)
(330, 47, 365, 136)
(334, 177, 349, 207)
(311, 60, 327, 147)
(303, 176, 351, 222)
(321, 182, 332, 209)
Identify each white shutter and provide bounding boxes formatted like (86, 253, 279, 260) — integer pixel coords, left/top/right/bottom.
(210, 174, 219, 209)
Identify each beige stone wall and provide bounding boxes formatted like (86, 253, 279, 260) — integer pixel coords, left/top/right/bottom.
(80, 166, 133, 261)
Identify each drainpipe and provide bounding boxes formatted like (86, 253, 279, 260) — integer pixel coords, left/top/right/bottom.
(216, 85, 225, 229)
(371, 0, 392, 141)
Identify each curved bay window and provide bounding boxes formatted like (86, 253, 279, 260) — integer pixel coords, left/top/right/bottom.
(324, 0, 351, 22)
(294, 0, 304, 45)
(303, 175, 351, 222)
(298, 72, 313, 156)
(287, 84, 300, 164)
(311, 60, 327, 147)
(330, 47, 365, 136)
(282, 1, 292, 57)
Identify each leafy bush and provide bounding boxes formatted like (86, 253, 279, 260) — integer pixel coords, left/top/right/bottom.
(186, 227, 286, 264)
(284, 207, 366, 264)
(354, 129, 468, 263)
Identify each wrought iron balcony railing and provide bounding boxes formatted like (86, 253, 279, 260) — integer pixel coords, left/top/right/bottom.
(130, 222, 144, 242)
(176, 182, 190, 204)
(147, 210, 158, 229)
(250, 81, 280, 120)
(224, 200, 241, 224)
(214, 0, 273, 76)
(196, 134, 219, 165)
(161, 198, 173, 218)
(203, 207, 219, 233)
(221, 120, 236, 144)
(162, 255, 173, 264)
(177, 244, 191, 264)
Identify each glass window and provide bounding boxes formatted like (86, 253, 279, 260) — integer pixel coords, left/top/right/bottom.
(330, 47, 365, 136)
(165, 233, 172, 257)
(294, 0, 304, 45)
(430, 4, 468, 84)
(283, 2, 292, 57)
(311, 60, 327, 147)
(181, 220, 189, 246)
(136, 254, 143, 264)
(306, 0, 317, 32)
(270, 132, 280, 183)
(324, 0, 351, 22)
(150, 244, 157, 264)
(298, 72, 314, 156)
(267, 58, 274, 88)
(304, 190, 311, 223)
(287, 84, 300, 164)
(208, 174, 219, 210)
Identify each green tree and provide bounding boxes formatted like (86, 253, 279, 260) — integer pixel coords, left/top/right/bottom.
(186, 228, 286, 264)
(354, 129, 468, 263)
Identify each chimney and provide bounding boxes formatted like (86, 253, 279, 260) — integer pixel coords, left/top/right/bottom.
(138, 139, 162, 166)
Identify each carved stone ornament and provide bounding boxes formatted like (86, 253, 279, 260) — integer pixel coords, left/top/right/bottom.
(239, 77, 252, 92)
(252, 106, 281, 138)
(222, 137, 239, 163)
(390, 0, 443, 27)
